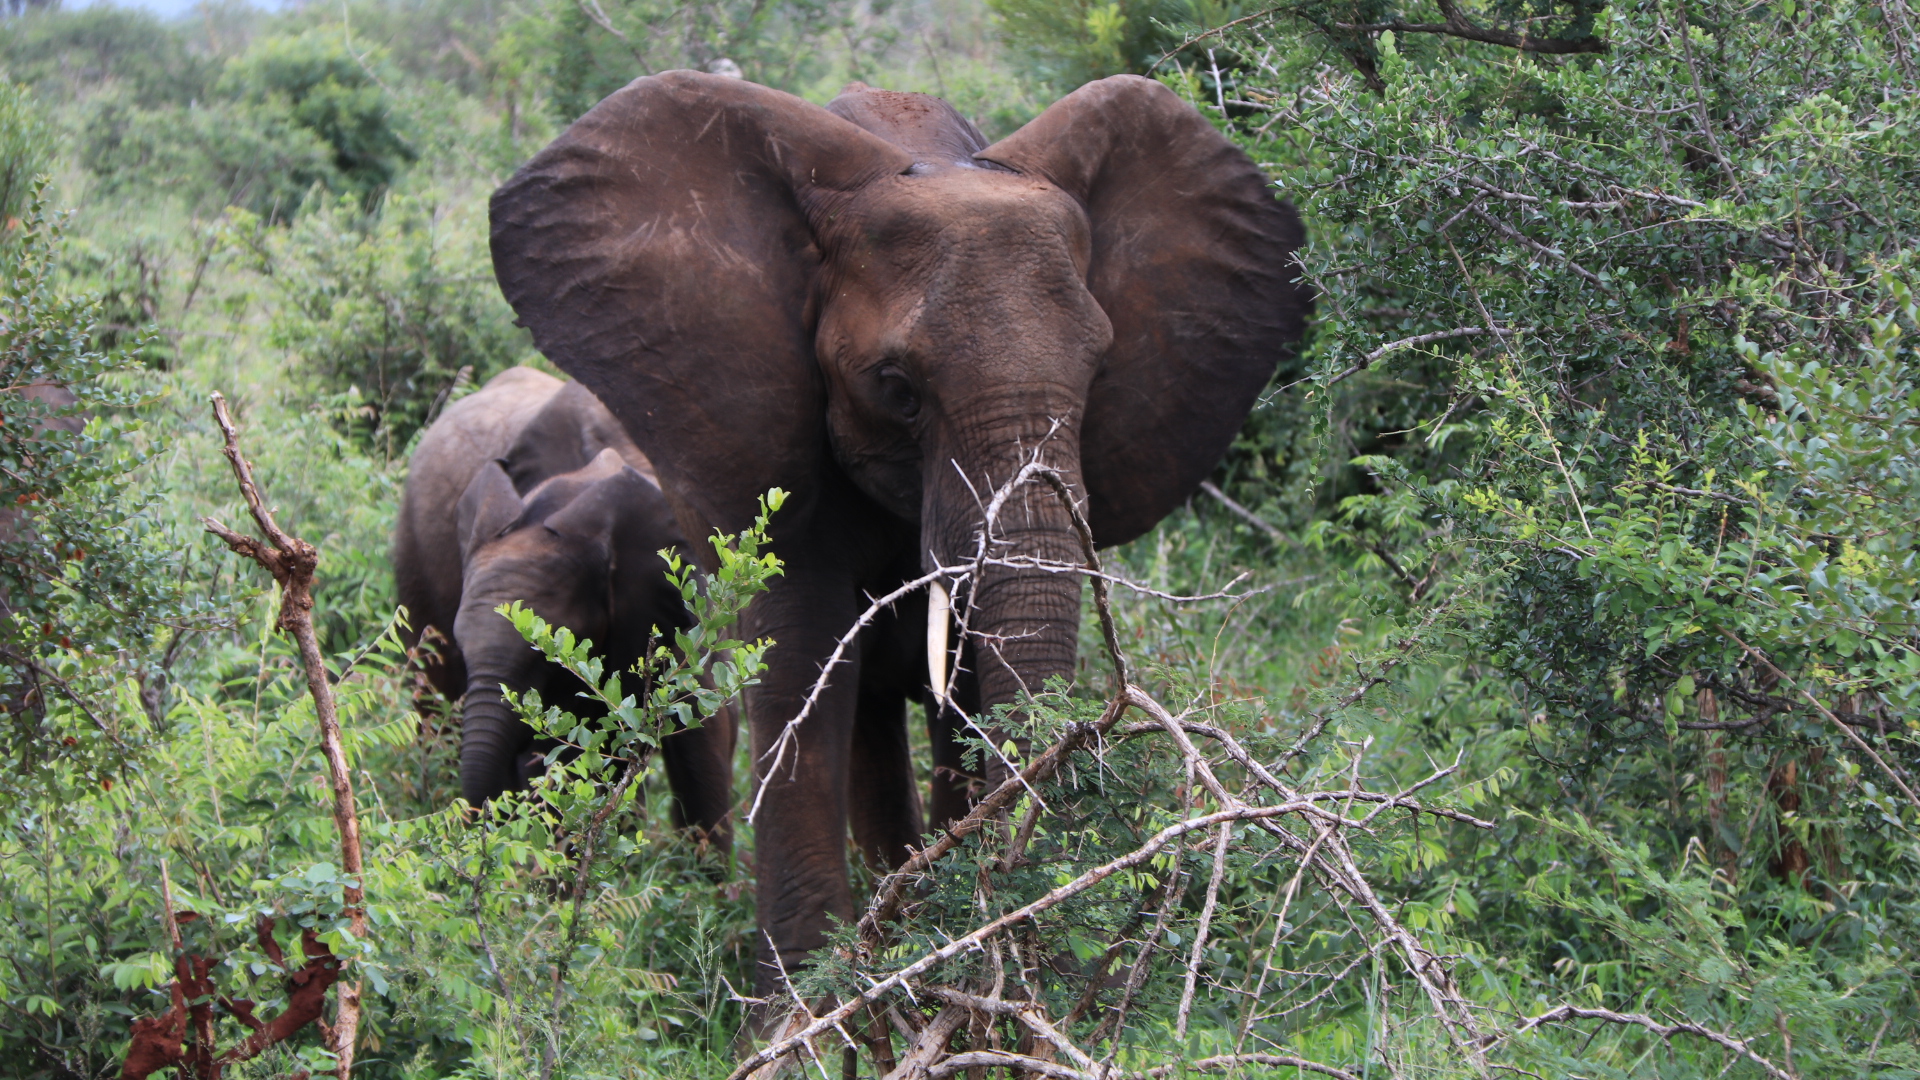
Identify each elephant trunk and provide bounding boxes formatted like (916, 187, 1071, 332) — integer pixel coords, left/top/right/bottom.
(455, 615, 545, 807)
(459, 679, 528, 807)
(924, 408, 1086, 732)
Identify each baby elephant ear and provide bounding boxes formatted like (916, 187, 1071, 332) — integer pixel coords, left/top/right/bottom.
(543, 459, 664, 550)
(458, 460, 525, 562)
(491, 71, 913, 536)
(977, 75, 1312, 547)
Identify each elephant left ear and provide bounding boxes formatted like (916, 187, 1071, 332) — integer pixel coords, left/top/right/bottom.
(543, 459, 674, 557)
(976, 75, 1312, 547)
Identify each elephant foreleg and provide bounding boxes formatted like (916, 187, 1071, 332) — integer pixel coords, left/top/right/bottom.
(744, 572, 866, 995)
(848, 679, 923, 871)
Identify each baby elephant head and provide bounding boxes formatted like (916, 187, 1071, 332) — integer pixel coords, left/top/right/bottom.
(451, 448, 687, 807)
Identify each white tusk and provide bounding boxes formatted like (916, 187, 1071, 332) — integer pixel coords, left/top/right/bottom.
(926, 580, 951, 701)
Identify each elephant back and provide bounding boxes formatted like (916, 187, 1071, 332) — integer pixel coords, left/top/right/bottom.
(394, 365, 563, 696)
(502, 379, 659, 493)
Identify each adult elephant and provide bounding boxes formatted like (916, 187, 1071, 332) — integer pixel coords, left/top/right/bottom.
(490, 74, 1310, 989)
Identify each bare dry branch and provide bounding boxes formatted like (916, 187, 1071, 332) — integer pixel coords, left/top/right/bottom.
(1198, 481, 1291, 546)
(1337, 0, 1606, 55)
(1142, 1055, 1363, 1080)
(1496, 1004, 1794, 1080)
(750, 565, 970, 822)
(1176, 822, 1233, 1038)
(733, 801, 1332, 1080)
(1726, 633, 1920, 816)
(198, 391, 365, 1074)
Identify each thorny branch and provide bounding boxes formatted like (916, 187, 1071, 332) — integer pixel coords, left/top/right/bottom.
(1337, 0, 1607, 55)
(734, 456, 1798, 1080)
(1492, 1004, 1797, 1080)
(732, 462, 1485, 1080)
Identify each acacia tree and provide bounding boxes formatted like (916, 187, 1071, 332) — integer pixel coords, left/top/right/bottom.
(1183, 0, 1917, 1071)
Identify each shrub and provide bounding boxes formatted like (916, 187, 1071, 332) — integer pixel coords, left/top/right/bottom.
(235, 191, 536, 458)
(985, 0, 1260, 91)
(518, 0, 873, 121)
(0, 5, 218, 104)
(0, 79, 48, 222)
(81, 89, 341, 220)
(1183, 1, 1917, 1071)
(218, 31, 417, 206)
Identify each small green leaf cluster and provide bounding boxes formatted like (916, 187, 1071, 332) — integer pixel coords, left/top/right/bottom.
(496, 487, 785, 772)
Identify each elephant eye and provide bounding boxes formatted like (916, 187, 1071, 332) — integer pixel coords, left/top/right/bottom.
(875, 365, 920, 419)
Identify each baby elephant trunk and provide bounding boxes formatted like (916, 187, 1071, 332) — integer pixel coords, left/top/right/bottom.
(459, 680, 528, 808)
(456, 617, 547, 808)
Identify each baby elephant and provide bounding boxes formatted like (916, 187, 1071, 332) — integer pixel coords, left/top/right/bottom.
(393, 367, 732, 846)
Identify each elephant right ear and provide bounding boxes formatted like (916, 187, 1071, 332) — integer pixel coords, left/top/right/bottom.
(976, 76, 1311, 548)
(490, 71, 913, 536)
(458, 460, 525, 562)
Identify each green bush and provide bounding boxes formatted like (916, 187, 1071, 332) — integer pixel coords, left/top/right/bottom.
(0, 181, 195, 735)
(0, 79, 48, 222)
(74, 29, 415, 221)
(235, 191, 536, 458)
(1162, 0, 1919, 1071)
(81, 89, 341, 220)
(0, 5, 218, 104)
(520, 0, 875, 121)
(985, 0, 1257, 90)
(218, 31, 418, 206)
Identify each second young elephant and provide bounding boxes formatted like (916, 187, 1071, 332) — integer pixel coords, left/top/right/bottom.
(393, 367, 731, 843)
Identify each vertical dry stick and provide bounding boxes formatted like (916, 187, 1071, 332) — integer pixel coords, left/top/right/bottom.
(1175, 822, 1232, 1039)
(200, 392, 367, 1077)
(1700, 690, 1735, 886)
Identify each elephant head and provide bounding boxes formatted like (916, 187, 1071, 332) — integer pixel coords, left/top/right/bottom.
(492, 72, 1307, 717)
(490, 72, 1307, 984)
(452, 449, 693, 808)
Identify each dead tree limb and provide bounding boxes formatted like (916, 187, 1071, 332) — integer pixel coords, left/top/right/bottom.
(119, 914, 342, 1079)
(198, 391, 366, 1076)
(1494, 1004, 1794, 1080)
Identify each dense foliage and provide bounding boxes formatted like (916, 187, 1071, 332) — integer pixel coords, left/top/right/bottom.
(1194, 0, 1920, 1072)
(0, 0, 1912, 1077)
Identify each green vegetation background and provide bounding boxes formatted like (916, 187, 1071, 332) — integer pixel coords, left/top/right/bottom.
(0, 0, 1914, 1076)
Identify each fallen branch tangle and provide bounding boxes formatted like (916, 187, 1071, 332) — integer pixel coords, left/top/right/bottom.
(730, 456, 1798, 1080)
